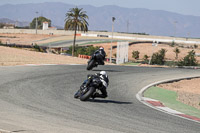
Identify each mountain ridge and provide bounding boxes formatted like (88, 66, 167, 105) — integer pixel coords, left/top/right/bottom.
(0, 2, 199, 38)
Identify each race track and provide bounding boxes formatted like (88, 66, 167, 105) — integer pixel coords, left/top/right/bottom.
(0, 65, 199, 133)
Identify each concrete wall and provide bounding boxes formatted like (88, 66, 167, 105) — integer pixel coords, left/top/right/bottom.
(0, 29, 76, 35)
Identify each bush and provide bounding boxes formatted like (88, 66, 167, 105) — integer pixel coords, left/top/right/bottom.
(66, 45, 100, 57)
(178, 50, 198, 66)
(132, 50, 140, 60)
(143, 54, 149, 64)
(151, 49, 167, 65)
(173, 47, 180, 60)
(171, 40, 175, 47)
(194, 44, 198, 49)
(33, 44, 44, 52)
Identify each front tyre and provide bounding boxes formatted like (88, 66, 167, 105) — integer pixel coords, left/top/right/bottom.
(87, 59, 95, 70)
(74, 90, 81, 99)
(80, 87, 96, 101)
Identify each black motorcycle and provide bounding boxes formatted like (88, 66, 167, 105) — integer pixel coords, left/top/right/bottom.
(87, 53, 104, 70)
(74, 77, 102, 101)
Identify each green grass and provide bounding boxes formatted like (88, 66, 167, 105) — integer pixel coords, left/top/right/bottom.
(80, 40, 119, 45)
(122, 62, 140, 66)
(40, 40, 67, 46)
(144, 86, 200, 118)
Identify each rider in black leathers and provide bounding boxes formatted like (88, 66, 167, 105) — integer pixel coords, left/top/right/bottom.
(93, 47, 106, 65)
(80, 71, 109, 99)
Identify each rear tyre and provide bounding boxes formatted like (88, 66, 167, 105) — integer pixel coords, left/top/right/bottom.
(87, 60, 95, 70)
(80, 87, 96, 101)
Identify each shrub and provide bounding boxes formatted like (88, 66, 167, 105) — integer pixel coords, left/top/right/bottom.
(151, 48, 167, 65)
(178, 50, 198, 66)
(132, 50, 140, 60)
(194, 44, 198, 49)
(33, 44, 44, 52)
(173, 47, 180, 60)
(143, 54, 149, 64)
(171, 40, 175, 47)
(66, 45, 100, 57)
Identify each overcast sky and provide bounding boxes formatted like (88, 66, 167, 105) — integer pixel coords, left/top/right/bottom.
(1, 0, 200, 16)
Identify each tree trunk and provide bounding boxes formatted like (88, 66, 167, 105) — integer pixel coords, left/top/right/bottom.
(72, 25, 77, 57)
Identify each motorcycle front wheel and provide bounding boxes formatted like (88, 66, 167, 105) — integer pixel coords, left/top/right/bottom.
(87, 59, 95, 70)
(80, 87, 96, 101)
(74, 90, 81, 99)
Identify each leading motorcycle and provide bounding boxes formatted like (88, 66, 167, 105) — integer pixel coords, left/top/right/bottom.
(74, 77, 102, 101)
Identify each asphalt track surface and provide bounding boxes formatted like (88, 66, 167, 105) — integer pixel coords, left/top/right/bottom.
(0, 65, 200, 133)
(39, 39, 112, 47)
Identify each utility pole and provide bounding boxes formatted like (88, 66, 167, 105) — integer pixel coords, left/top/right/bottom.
(174, 21, 177, 37)
(127, 20, 129, 33)
(35, 11, 38, 34)
(110, 17, 115, 63)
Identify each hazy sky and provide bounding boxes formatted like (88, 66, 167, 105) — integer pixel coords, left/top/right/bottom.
(0, 0, 200, 16)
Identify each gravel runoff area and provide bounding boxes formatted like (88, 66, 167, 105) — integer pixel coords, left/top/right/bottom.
(0, 33, 199, 111)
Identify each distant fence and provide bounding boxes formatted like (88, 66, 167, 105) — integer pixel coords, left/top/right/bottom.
(0, 29, 74, 35)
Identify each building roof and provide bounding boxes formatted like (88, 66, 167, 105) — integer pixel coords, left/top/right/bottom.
(43, 21, 49, 24)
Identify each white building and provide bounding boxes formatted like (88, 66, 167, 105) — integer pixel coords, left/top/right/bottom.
(43, 21, 49, 30)
(43, 21, 57, 30)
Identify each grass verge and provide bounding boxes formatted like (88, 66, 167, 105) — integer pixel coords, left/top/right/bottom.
(121, 62, 140, 66)
(144, 86, 200, 118)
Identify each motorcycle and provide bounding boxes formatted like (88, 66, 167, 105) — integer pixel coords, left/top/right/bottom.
(74, 77, 102, 101)
(87, 53, 104, 70)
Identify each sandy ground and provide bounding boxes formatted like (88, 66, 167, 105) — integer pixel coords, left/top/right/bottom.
(0, 33, 199, 110)
(0, 46, 89, 66)
(0, 33, 54, 45)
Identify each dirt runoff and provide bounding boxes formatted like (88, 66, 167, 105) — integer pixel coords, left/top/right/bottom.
(158, 78, 200, 110)
(0, 46, 88, 66)
(0, 33, 54, 45)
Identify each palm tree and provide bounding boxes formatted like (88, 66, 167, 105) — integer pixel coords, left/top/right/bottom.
(65, 7, 89, 56)
(174, 47, 180, 60)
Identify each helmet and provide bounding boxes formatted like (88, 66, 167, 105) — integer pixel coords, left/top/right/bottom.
(100, 71, 107, 77)
(99, 47, 104, 50)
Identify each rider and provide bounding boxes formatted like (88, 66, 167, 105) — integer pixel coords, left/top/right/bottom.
(82, 71, 109, 99)
(94, 47, 106, 65)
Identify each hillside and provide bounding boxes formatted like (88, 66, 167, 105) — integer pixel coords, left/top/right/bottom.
(0, 2, 200, 37)
(0, 18, 29, 27)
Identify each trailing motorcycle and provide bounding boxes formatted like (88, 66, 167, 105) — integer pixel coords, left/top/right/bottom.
(87, 53, 104, 70)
